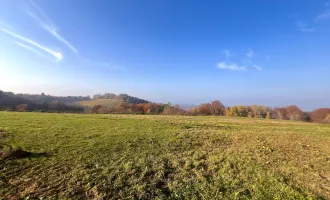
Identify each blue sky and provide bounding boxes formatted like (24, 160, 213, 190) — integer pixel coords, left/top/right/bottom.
(0, 0, 330, 110)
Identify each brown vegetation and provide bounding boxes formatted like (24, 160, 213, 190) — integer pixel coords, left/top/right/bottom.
(90, 102, 185, 115)
(310, 108, 330, 123)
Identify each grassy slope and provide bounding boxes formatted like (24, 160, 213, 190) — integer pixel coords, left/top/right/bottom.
(76, 99, 121, 108)
(0, 112, 330, 199)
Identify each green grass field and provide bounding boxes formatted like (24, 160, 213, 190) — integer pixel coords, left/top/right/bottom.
(76, 99, 121, 108)
(1, 112, 330, 199)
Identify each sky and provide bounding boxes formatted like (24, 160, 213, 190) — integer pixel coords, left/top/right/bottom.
(0, 0, 330, 110)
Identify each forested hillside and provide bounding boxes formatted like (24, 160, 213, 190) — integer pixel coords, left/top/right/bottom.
(0, 91, 83, 113)
(15, 93, 91, 104)
(92, 93, 149, 104)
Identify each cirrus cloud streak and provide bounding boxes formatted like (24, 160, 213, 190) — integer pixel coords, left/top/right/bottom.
(1, 28, 63, 61)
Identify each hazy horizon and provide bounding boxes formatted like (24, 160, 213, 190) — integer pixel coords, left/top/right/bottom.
(1, 0, 330, 110)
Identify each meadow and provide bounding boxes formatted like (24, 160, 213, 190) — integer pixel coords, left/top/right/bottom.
(1, 112, 330, 199)
(76, 99, 122, 108)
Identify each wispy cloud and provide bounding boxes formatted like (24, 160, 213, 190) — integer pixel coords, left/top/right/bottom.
(13, 41, 44, 57)
(253, 65, 262, 70)
(217, 49, 264, 71)
(217, 62, 246, 71)
(325, 1, 330, 6)
(316, 10, 330, 20)
(223, 49, 231, 59)
(295, 21, 315, 32)
(1, 29, 63, 61)
(244, 49, 254, 64)
(24, 1, 78, 54)
(246, 49, 254, 59)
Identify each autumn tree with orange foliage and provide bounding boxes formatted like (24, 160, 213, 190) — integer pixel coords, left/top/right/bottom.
(198, 103, 212, 115)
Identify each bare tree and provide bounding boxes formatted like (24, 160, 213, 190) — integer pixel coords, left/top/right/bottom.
(311, 108, 330, 123)
(210, 100, 226, 116)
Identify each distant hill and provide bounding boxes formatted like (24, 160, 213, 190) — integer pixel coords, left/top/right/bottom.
(92, 93, 149, 104)
(77, 93, 150, 108)
(77, 99, 122, 108)
(179, 104, 197, 111)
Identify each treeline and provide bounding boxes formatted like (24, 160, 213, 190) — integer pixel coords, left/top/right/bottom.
(90, 100, 330, 124)
(14, 92, 149, 105)
(0, 91, 84, 113)
(92, 93, 149, 104)
(186, 100, 330, 123)
(90, 102, 185, 115)
(15, 93, 91, 104)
